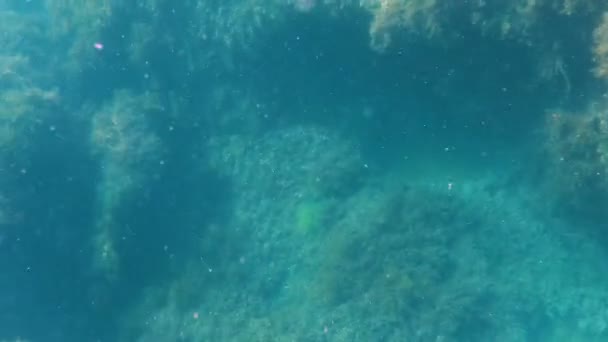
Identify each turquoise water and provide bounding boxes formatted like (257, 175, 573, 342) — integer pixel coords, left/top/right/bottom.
(2, 1, 608, 341)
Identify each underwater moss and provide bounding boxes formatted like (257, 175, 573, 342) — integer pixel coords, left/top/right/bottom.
(294, 200, 328, 235)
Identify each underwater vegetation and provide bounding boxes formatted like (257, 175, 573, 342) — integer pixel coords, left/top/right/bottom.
(542, 108, 608, 223)
(2, 0, 608, 341)
(89, 90, 165, 280)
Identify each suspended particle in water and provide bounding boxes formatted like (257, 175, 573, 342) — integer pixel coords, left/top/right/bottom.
(93, 42, 104, 50)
